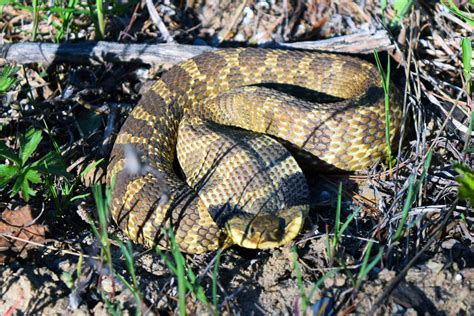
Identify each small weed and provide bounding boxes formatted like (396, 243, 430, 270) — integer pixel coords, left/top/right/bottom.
(95, 0, 105, 40)
(212, 250, 222, 314)
(0, 128, 68, 201)
(381, 0, 414, 26)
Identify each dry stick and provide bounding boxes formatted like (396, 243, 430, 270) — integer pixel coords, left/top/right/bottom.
(0, 30, 394, 66)
(368, 200, 457, 314)
(218, 0, 248, 43)
(1, 233, 99, 260)
(145, 0, 174, 43)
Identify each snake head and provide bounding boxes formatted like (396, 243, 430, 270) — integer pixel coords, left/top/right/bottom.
(224, 205, 308, 249)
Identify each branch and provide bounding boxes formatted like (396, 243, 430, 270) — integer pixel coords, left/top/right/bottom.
(0, 30, 393, 66)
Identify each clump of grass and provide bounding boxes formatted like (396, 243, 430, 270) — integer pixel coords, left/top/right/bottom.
(90, 184, 144, 315)
(154, 229, 221, 315)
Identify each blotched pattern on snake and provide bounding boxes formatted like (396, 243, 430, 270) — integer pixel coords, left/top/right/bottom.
(107, 48, 402, 253)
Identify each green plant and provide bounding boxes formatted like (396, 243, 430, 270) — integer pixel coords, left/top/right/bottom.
(46, 159, 103, 213)
(0, 65, 20, 94)
(380, 0, 414, 25)
(374, 50, 394, 169)
(90, 184, 144, 315)
(54, 0, 80, 42)
(392, 0, 414, 25)
(95, 0, 105, 40)
(211, 250, 222, 314)
(454, 163, 474, 205)
(154, 229, 215, 315)
(292, 247, 309, 310)
(325, 183, 360, 265)
(393, 151, 433, 242)
(353, 241, 384, 291)
(0, 128, 68, 201)
(443, 0, 474, 26)
(461, 37, 472, 95)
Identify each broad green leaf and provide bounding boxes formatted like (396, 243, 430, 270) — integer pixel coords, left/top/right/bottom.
(0, 164, 19, 186)
(25, 168, 42, 184)
(20, 177, 36, 201)
(0, 141, 20, 165)
(20, 128, 43, 165)
(32, 151, 70, 178)
(11, 169, 27, 198)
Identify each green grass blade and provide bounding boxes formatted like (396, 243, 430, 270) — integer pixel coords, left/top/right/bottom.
(291, 247, 309, 311)
(212, 250, 221, 313)
(374, 50, 393, 169)
(394, 151, 432, 241)
(96, 0, 105, 39)
(461, 37, 472, 95)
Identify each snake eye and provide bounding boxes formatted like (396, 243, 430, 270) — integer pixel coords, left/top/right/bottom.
(249, 226, 256, 235)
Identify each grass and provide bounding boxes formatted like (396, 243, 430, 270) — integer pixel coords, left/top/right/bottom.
(154, 229, 221, 315)
(443, 0, 474, 27)
(374, 50, 394, 169)
(1, 0, 135, 42)
(325, 183, 360, 266)
(393, 150, 432, 242)
(90, 184, 144, 315)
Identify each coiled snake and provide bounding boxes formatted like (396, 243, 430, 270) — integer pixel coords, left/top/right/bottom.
(107, 48, 402, 253)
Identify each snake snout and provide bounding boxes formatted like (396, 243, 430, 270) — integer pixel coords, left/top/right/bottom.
(225, 205, 307, 249)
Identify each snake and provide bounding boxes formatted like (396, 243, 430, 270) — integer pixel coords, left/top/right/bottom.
(107, 48, 402, 253)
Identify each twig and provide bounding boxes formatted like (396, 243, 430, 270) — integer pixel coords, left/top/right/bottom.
(0, 30, 394, 66)
(145, 0, 174, 43)
(1, 233, 99, 260)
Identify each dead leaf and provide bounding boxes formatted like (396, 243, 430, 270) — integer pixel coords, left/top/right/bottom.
(0, 205, 47, 264)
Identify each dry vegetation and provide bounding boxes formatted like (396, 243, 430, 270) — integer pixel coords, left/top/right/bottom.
(0, 0, 473, 315)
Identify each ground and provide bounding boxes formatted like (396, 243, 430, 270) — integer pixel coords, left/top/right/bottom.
(0, 0, 473, 315)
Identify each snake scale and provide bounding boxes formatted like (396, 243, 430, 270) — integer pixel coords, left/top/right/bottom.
(107, 48, 402, 253)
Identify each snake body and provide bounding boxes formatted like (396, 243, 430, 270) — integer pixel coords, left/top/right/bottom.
(107, 48, 402, 253)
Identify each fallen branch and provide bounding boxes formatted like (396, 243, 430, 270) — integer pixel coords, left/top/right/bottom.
(0, 30, 393, 66)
